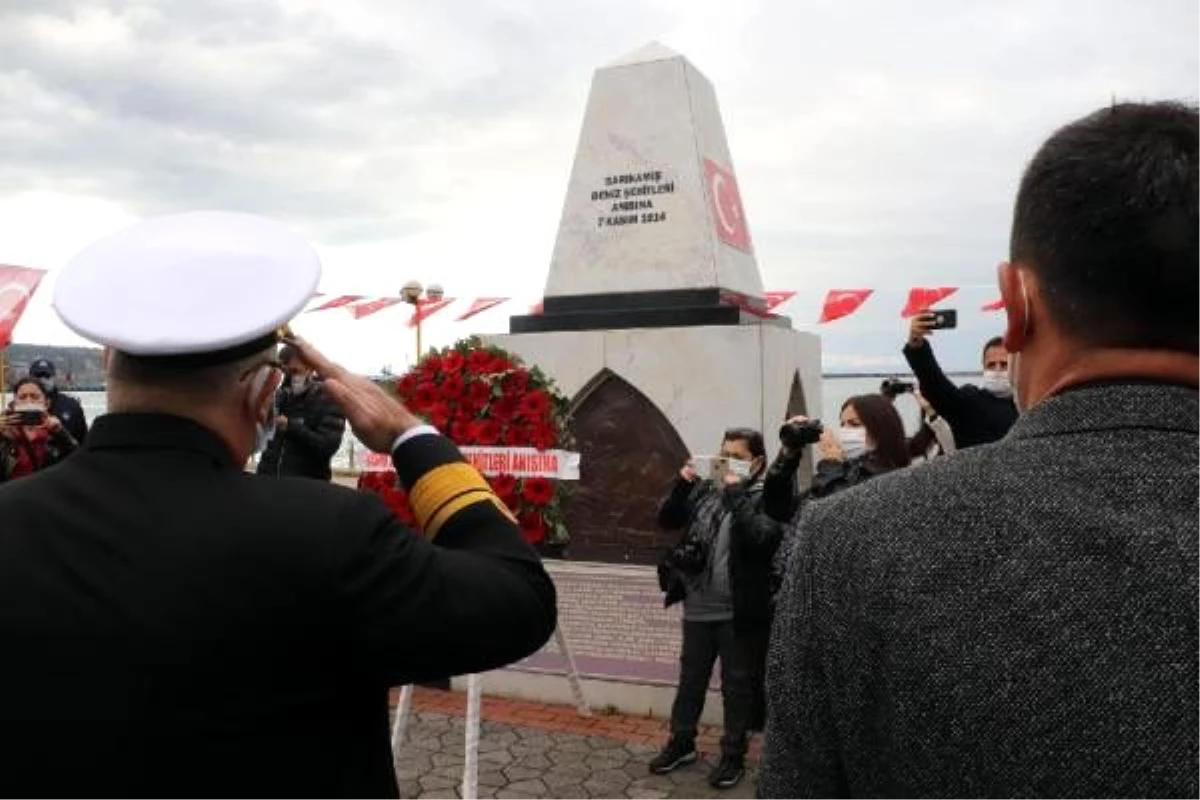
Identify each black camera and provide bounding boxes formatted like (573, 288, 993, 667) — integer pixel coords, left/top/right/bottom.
(779, 419, 823, 450)
(880, 378, 915, 399)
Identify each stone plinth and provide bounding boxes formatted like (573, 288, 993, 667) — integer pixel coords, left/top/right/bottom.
(486, 325, 820, 564)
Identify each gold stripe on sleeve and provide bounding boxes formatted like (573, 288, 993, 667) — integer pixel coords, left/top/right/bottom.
(408, 462, 492, 530)
(425, 489, 491, 538)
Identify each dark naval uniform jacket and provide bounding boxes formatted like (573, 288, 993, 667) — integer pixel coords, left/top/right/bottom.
(759, 382, 1198, 798)
(0, 413, 557, 798)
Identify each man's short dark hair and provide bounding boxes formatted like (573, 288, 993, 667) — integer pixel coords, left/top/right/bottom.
(982, 336, 1004, 361)
(1010, 101, 1198, 353)
(723, 427, 766, 460)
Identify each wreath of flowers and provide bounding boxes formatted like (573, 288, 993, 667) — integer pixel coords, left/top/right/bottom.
(357, 336, 573, 547)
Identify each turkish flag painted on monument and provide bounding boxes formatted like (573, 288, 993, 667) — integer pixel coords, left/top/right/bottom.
(901, 287, 958, 318)
(818, 289, 873, 323)
(704, 159, 752, 252)
(980, 297, 1005, 312)
(0, 265, 46, 348)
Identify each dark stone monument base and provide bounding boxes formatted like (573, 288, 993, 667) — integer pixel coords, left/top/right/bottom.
(510, 287, 791, 334)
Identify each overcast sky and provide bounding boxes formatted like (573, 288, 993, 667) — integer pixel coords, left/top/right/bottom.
(1, 0, 1196, 374)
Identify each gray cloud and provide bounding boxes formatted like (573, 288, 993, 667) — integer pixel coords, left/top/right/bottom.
(1, 0, 1195, 369)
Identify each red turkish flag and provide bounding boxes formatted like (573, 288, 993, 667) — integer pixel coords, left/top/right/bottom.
(818, 289, 873, 323)
(980, 297, 1005, 312)
(901, 287, 958, 318)
(455, 297, 508, 322)
(0, 265, 47, 348)
(764, 291, 796, 311)
(704, 159, 752, 252)
(309, 294, 363, 312)
(406, 298, 455, 328)
(348, 297, 404, 319)
(719, 291, 771, 318)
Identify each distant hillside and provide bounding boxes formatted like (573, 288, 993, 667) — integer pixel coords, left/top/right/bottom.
(4, 344, 106, 389)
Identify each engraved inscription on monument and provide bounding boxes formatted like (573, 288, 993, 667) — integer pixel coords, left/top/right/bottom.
(591, 170, 675, 228)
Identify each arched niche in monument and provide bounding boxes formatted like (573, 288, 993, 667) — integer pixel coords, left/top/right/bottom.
(563, 369, 689, 565)
(785, 370, 815, 491)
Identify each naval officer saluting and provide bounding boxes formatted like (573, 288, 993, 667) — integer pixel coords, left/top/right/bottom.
(0, 211, 557, 797)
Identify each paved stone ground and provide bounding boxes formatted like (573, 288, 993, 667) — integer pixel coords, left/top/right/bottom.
(390, 689, 759, 799)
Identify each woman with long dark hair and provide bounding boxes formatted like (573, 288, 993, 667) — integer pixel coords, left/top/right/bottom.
(761, 393, 911, 592)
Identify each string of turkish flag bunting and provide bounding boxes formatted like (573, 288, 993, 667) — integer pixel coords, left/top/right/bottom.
(308, 287, 1006, 326)
(0, 262, 1008, 347)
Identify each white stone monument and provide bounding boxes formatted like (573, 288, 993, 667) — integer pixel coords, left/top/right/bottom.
(488, 42, 822, 563)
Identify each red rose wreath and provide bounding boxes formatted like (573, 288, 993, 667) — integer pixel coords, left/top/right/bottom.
(357, 336, 573, 547)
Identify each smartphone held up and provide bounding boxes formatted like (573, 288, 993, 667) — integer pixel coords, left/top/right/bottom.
(692, 455, 752, 482)
(926, 308, 958, 330)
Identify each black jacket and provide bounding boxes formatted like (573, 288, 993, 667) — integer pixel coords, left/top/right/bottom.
(0, 413, 557, 797)
(902, 340, 1017, 448)
(48, 391, 88, 443)
(656, 477, 784, 634)
(762, 451, 892, 525)
(256, 380, 346, 480)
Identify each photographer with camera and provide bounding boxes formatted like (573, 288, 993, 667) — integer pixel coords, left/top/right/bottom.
(903, 316, 1018, 448)
(1, 377, 79, 482)
(763, 395, 911, 525)
(255, 343, 346, 481)
(881, 379, 956, 463)
(651, 428, 783, 791)
(763, 396, 911, 585)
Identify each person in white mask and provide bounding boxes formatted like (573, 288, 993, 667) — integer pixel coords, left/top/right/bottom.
(761, 394, 912, 596)
(255, 343, 347, 481)
(903, 321, 1019, 448)
(763, 394, 912, 524)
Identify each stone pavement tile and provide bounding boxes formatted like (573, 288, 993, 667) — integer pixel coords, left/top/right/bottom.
(394, 710, 759, 800)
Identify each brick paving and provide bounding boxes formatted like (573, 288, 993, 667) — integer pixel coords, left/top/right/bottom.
(390, 688, 760, 799)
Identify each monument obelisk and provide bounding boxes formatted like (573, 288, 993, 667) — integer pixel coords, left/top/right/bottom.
(488, 42, 822, 564)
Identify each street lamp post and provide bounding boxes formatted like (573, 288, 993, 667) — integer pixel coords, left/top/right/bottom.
(401, 280, 444, 365)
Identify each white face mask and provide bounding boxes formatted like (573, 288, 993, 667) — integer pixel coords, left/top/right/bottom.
(980, 370, 1012, 397)
(252, 418, 273, 455)
(246, 365, 278, 456)
(838, 426, 869, 460)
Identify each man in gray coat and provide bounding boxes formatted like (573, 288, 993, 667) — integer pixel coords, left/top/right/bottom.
(760, 101, 1198, 798)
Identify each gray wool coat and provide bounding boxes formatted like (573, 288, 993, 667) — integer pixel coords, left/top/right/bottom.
(759, 381, 1198, 799)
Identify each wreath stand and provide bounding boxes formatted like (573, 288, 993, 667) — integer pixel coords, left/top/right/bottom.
(391, 625, 590, 799)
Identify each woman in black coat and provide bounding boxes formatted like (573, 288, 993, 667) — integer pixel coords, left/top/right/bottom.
(764, 394, 911, 588)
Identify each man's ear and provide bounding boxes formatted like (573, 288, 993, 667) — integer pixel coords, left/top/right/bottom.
(998, 262, 1031, 353)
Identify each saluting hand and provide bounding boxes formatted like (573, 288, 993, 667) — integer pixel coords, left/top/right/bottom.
(284, 335, 424, 453)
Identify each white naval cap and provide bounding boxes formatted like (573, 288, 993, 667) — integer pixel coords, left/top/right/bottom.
(53, 211, 321, 366)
